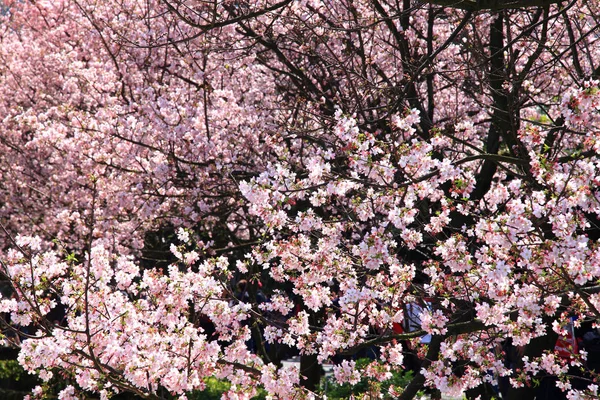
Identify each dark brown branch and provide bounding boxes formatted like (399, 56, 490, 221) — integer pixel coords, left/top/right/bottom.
(417, 0, 562, 11)
(161, 0, 293, 32)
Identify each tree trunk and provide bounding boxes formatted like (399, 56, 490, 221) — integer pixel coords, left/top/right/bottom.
(300, 354, 321, 393)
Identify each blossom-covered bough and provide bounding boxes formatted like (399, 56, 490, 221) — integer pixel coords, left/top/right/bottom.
(1, 0, 600, 399)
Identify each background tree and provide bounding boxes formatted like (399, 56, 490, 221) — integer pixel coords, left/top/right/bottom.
(1, 0, 600, 399)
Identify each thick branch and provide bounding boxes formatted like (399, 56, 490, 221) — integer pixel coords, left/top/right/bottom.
(417, 0, 561, 11)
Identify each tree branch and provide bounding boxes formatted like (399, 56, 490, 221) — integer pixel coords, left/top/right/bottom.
(417, 0, 562, 11)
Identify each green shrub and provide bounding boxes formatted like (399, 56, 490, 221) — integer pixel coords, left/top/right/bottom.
(0, 359, 40, 400)
(0, 359, 24, 380)
(189, 377, 267, 400)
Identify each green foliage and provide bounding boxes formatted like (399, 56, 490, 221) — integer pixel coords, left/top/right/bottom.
(0, 359, 24, 380)
(188, 377, 267, 400)
(0, 359, 40, 400)
(322, 358, 418, 399)
(188, 377, 229, 400)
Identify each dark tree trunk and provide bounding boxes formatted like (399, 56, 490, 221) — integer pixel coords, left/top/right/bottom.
(300, 353, 321, 393)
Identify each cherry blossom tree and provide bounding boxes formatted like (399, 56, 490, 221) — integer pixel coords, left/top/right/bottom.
(1, 0, 600, 399)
